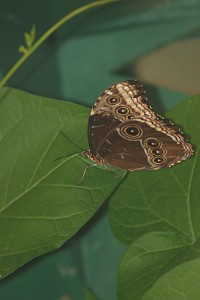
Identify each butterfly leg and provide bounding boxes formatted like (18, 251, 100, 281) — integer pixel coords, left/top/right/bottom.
(103, 164, 123, 179)
(78, 163, 97, 185)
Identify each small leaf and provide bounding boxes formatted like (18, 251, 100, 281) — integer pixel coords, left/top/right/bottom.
(20, 25, 36, 53)
(24, 32, 32, 48)
(24, 25, 36, 49)
(30, 24, 36, 43)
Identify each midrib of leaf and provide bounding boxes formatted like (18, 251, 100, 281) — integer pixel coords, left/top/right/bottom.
(0, 208, 90, 220)
(39, 183, 108, 190)
(0, 152, 80, 214)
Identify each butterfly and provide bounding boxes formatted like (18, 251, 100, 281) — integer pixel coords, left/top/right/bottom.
(81, 80, 193, 171)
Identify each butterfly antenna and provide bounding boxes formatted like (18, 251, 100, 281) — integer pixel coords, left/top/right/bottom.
(54, 129, 86, 162)
(54, 155, 70, 162)
(54, 151, 80, 162)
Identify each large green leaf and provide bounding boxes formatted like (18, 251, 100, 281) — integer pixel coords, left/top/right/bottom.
(109, 95, 200, 299)
(0, 87, 125, 279)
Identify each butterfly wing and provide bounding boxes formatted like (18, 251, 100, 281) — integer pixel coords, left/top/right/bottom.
(86, 80, 193, 170)
(95, 118, 192, 170)
(88, 80, 150, 154)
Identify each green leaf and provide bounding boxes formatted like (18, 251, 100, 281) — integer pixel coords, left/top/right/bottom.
(142, 257, 200, 300)
(24, 33, 31, 48)
(24, 25, 36, 48)
(117, 231, 191, 300)
(30, 24, 36, 42)
(0, 87, 125, 279)
(109, 94, 200, 299)
(18, 25, 36, 54)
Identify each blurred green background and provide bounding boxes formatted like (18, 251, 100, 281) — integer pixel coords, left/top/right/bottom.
(0, 0, 200, 299)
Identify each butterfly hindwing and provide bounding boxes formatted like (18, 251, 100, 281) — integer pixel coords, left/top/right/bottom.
(95, 119, 187, 170)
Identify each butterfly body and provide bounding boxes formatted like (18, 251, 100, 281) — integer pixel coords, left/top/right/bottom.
(82, 80, 193, 171)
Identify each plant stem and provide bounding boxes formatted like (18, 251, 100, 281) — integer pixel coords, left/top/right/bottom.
(0, 0, 117, 88)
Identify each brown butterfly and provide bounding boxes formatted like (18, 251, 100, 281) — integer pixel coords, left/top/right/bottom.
(82, 80, 193, 171)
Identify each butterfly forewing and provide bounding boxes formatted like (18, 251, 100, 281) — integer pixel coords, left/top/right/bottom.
(88, 80, 151, 154)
